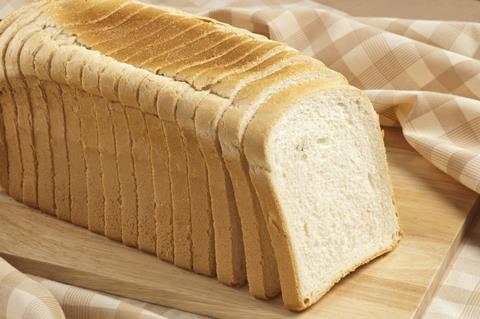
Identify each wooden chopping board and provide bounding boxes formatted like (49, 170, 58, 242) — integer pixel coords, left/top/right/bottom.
(0, 127, 478, 319)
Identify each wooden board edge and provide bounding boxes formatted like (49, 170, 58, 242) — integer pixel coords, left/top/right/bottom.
(412, 197, 480, 318)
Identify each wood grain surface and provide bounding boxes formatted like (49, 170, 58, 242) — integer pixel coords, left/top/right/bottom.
(0, 127, 478, 319)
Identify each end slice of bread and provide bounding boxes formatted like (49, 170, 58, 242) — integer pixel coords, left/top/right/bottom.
(243, 80, 401, 310)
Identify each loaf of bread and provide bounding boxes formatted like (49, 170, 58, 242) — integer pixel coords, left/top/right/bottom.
(0, 0, 401, 311)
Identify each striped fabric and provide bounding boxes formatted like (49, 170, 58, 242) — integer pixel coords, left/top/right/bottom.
(0, 0, 479, 318)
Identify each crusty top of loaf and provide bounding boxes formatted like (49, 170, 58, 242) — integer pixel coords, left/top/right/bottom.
(46, 0, 309, 92)
(0, 0, 340, 117)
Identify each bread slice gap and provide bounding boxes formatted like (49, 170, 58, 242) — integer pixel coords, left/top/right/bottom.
(93, 95, 122, 241)
(128, 22, 221, 67)
(26, 79, 56, 215)
(156, 35, 249, 78)
(73, 47, 122, 240)
(144, 31, 236, 74)
(89, 9, 170, 53)
(0, 5, 37, 201)
(61, 85, 88, 227)
(5, 11, 45, 208)
(243, 80, 401, 311)
(76, 89, 105, 234)
(145, 112, 174, 262)
(57, 46, 105, 232)
(67, 2, 144, 38)
(160, 82, 196, 270)
(0, 8, 33, 195)
(210, 50, 311, 98)
(121, 70, 192, 265)
(110, 16, 204, 62)
(124, 106, 156, 254)
(42, 32, 77, 222)
(176, 89, 215, 276)
(175, 39, 264, 83)
(19, 24, 65, 216)
(107, 100, 138, 247)
(140, 20, 264, 72)
(50, 0, 131, 28)
(136, 75, 175, 262)
(95, 61, 139, 247)
(192, 42, 291, 90)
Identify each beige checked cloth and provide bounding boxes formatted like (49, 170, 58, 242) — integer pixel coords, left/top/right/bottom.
(0, 0, 479, 318)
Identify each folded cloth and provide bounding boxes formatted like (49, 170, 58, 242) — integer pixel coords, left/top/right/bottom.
(0, 0, 479, 318)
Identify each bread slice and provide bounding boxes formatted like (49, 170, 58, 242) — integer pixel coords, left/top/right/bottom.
(159, 83, 194, 271)
(136, 75, 174, 263)
(145, 113, 174, 262)
(62, 53, 103, 233)
(4, 10, 41, 208)
(0, 5, 38, 202)
(216, 62, 346, 299)
(109, 100, 138, 247)
(62, 86, 89, 227)
(48, 36, 80, 223)
(78, 90, 105, 233)
(176, 89, 216, 276)
(194, 94, 245, 286)
(20, 29, 57, 216)
(94, 96, 122, 241)
(125, 106, 156, 253)
(243, 79, 401, 310)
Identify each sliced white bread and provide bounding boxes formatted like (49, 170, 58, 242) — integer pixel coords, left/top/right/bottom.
(243, 79, 401, 310)
(176, 89, 216, 276)
(77, 89, 105, 233)
(0, 8, 24, 200)
(125, 106, 156, 254)
(0, 2, 402, 311)
(217, 62, 347, 299)
(4, 9, 42, 209)
(20, 29, 57, 216)
(62, 85, 88, 228)
(94, 96, 123, 241)
(108, 100, 138, 247)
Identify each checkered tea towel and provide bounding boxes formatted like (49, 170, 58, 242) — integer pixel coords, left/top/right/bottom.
(0, 1, 479, 319)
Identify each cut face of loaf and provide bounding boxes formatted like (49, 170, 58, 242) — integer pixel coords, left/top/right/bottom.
(243, 80, 401, 310)
(0, 0, 401, 311)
